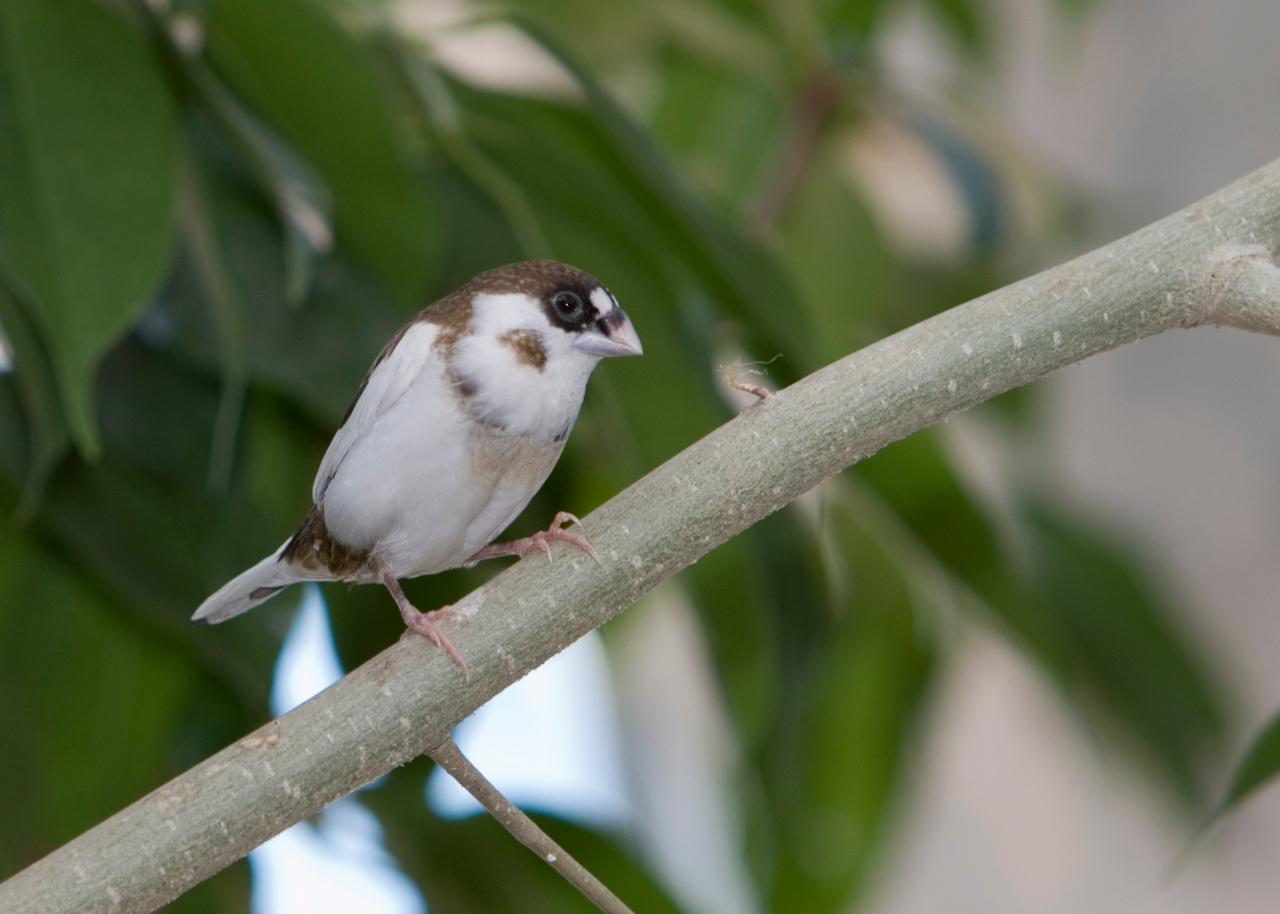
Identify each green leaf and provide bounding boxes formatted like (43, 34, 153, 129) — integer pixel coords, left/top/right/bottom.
(158, 167, 406, 427)
(764, 489, 936, 912)
(0, 524, 192, 867)
(207, 0, 437, 301)
(858, 431, 1228, 803)
(0, 0, 177, 455)
(366, 771, 683, 914)
(648, 47, 785, 208)
(0, 276, 68, 517)
(501, 21, 814, 365)
(176, 142, 250, 491)
(0, 479, 253, 910)
(1051, 0, 1101, 19)
(0, 350, 282, 714)
(779, 167, 897, 363)
(186, 58, 333, 308)
(135, 0, 334, 307)
(854, 430, 1066, 670)
(389, 46, 550, 260)
(1215, 711, 1280, 820)
(1023, 500, 1228, 803)
(822, 0, 892, 39)
(924, 0, 988, 56)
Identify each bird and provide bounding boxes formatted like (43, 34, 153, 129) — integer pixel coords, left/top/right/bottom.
(192, 260, 642, 672)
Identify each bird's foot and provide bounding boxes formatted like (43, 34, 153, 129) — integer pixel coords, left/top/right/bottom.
(470, 511, 600, 565)
(399, 604, 469, 675)
(379, 566, 468, 674)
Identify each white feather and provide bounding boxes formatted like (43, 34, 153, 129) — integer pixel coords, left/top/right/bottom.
(196, 279, 621, 624)
(452, 292, 600, 441)
(317, 293, 590, 579)
(312, 322, 441, 504)
(318, 322, 476, 574)
(192, 542, 306, 623)
(589, 287, 616, 314)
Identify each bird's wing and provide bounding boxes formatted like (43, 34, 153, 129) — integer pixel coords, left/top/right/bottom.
(312, 320, 439, 504)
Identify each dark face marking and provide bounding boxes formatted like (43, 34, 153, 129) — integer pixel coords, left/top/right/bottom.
(417, 259, 613, 345)
(542, 283, 604, 334)
(337, 260, 609, 418)
(550, 290, 587, 323)
(450, 258, 609, 335)
(497, 329, 548, 370)
(595, 306, 628, 337)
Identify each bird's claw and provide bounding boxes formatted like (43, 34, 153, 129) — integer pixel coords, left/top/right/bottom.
(535, 512, 600, 566)
(401, 604, 469, 677)
(469, 511, 601, 566)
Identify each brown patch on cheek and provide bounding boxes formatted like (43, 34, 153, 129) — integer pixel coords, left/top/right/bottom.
(497, 329, 547, 371)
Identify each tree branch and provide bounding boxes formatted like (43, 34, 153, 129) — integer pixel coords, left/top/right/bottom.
(3, 158, 1280, 914)
(427, 739, 634, 914)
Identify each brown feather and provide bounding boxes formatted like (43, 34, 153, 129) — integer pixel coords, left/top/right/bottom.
(281, 505, 371, 578)
(338, 260, 598, 418)
(496, 329, 547, 371)
(298, 261, 598, 576)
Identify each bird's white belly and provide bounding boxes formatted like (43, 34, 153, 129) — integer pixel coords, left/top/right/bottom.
(319, 370, 564, 579)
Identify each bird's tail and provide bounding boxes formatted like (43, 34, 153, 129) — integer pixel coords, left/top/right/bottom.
(192, 543, 305, 625)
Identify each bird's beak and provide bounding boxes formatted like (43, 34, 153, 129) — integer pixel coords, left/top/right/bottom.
(574, 308, 643, 358)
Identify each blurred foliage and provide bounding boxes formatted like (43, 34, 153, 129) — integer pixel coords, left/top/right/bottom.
(1213, 710, 1280, 826)
(367, 765, 686, 913)
(0, 0, 1255, 911)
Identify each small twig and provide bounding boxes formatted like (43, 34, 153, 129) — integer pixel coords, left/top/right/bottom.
(720, 354, 781, 400)
(426, 739, 635, 914)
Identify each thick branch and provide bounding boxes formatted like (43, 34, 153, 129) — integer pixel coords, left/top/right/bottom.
(3, 158, 1280, 914)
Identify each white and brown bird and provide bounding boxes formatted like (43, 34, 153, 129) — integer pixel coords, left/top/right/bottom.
(193, 260, 642, 671)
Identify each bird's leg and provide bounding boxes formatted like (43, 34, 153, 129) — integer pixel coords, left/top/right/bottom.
(377, 566, 468, 674)
(468, 511, 600, 566)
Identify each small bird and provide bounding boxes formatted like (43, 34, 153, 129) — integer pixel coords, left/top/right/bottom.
(193, 260, 642, 671)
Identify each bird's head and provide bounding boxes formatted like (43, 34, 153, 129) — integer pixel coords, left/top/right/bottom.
(467, 259, 641, 357)
(436, 260, 642, 439)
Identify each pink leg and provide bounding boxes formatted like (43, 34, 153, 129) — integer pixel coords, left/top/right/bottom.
(379, 568, 468, 675)
(468, 511, 600, 566)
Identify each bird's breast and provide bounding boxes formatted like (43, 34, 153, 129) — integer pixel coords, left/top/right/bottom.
(316, 333, 578, 580)
(451, 332, 592, 442)
(451, 426, 567, 561)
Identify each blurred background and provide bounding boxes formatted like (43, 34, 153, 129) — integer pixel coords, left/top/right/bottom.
(2, 0, 1279, 911)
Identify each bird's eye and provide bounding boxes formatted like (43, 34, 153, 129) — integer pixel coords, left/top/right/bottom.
(553, 291, 583, 318)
